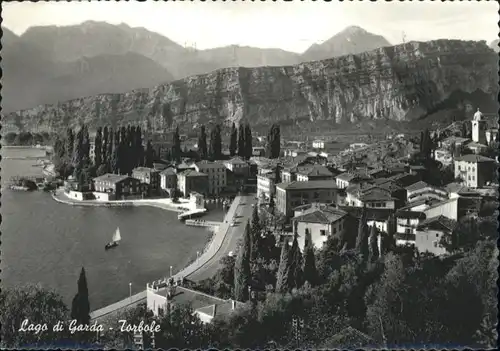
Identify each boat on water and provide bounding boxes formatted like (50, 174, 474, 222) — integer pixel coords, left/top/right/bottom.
(105, 227, 121, 250)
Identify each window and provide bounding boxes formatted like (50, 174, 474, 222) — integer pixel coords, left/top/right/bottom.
(332, 228, 337, 234)
(320, 230, 326, 236)
(405, 228, 411, 234)
(433, 241, 438, 248)
(436, 233, 439, 237)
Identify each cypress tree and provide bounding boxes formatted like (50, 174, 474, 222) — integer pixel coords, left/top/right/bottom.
(209, 124, 222, 160)
(198, 125, 208, 160)
(172, 126, 181, 163)
(250, 205, 261, 261)
(72, 126, 84, 181)
(136, 126, 144, 167)
(111, 131, 120, 174)
(82, 125, 91, 166)
(237, 124, 245, 158)
(368, 224, 380, 263)
(287, 224, 303, 290)
(274, 164, 282, 184)
(66, 128, 74, 163)
(71, 267, 90, 326)
(107, 128, 114, 169)
(275, 240, 290, 293)
(355, 206, 369, 260)
(94, 127, 103, 168)
(234, 220, 252, 301)
(145, 140, 154, 168)
(244, 123, 253, 159)
(269, 195, 275, 214)
(102, 126, 109, 166)
(266, 124, 281, 159)
(302, 228, 318, 286)
(229, 122, 238, 156)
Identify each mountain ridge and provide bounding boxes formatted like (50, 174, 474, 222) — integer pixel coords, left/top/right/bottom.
(3, 39, 496, 135)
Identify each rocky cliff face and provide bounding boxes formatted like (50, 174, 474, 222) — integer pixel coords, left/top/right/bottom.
(3, 40, 496, 134)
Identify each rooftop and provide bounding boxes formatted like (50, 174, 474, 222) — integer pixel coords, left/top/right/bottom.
(417, 215, 457, 231)
(276, 180, 338, 191)
(179, 169, 208, 177)
(160, 167, 177, 176)
(339, 206, 394, 221)
(405, 181, 430, 192)
(395, 210, 427, 220)
(133, 167, 159, 174)
(195, 160, 225, 169)
(294, 207, 348, 224)
(359, 188, 395, 201)
(399, 198, 441, 211)
(454, 154, 495, 163)
(296, 164, 334, 178)
(93, 173, 131, 184)
(225, 156, 248, 165)
(153, 286, 225, 311)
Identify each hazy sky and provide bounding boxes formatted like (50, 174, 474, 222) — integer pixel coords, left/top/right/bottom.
(3, 1, 498, 53)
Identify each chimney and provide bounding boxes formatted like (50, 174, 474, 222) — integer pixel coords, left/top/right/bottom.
(231, 299, 236, 310)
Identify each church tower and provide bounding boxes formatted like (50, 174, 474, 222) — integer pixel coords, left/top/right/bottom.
(471, 108, 487, 144)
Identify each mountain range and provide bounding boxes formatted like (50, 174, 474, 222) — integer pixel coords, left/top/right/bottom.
(4, 39, 496, 135)
(1, 22, 392, 112)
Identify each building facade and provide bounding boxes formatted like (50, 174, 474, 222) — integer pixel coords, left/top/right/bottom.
(275, 180, 340, 217)
(177, 170, 209, 196)
(194, 161, 227, 195)
(454, 154, 495, 188)
(132, 167, 161, 195)
(93, 173, 144, 200)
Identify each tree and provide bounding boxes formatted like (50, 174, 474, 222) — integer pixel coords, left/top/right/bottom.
(244, 123, 253, 159)
(155, 304, 209, 349)
(102, 126, 109, 166)
(107, 128, 114, 170)
(355, 206, 369, 260)
(198, 125, 208, 160)
(368, 225, 380, 263)
(111, 131, 120, 174)
(72, 126, 85, 181)
(237, 124, 245, 158)
(0, 285, 70, 349)
(94, 127, 103, 168)
(135, 126, 144, 167)
(234, 220, 252, 301)
(274, 165, 282, 184)
(266, 124, 281, 159)
(172, 126, 181, 163)
(250, 206, 261, 261)
(269, 196, 276, 215)
(209, 124, 222, 160)
(287, 228, 303, 290)
(145, 140, 154, 168)
(275, 241, 290, 293)
(66, 128, 75, 163)
(71, 267, 90, 328)
(302, 228, 318, 286)
(229, 122, 238, 156)
(365, 253, 407, 346)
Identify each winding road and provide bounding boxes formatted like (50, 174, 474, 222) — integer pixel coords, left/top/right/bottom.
(90, 194, 256, 321)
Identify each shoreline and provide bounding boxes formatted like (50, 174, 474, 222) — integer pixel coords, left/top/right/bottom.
(51, 189, 187, 213)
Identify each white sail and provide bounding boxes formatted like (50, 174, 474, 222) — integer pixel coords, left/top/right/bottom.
(112, 228, 121, 242)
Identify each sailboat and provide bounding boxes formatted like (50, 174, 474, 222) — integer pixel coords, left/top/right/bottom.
(105, 227, 121, 250)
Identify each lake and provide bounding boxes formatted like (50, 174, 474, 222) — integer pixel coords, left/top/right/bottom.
(1, 147, 224, 310)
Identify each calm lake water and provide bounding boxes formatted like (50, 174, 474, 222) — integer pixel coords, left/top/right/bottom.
(1, 147, 223, 310)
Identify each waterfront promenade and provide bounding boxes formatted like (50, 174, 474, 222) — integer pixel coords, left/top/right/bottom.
(89, 195, 255, 322)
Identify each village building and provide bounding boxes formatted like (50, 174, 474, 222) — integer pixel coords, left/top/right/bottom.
(405, 181, 448, 203)
(296, 164, 334, 182)
(434, 148, 453, 166)
(146, 283, 243, 323)
(292, 204, 348, 250)
(275, 180, 340, 217)
(223, 156, 249, 177)
(93, 173, 145, 201)
(414, 216, 457, 256)
(159, 167, 177, 193)
(453, 154, 496, 188)
(394, 210, 427, 246)
(257, 171, 276, 201)
(335, 172, 372, 189)
(177, 169, 209, 197)
(345, 184, 397, 209)
(132, 167, 161, 195)
(194, 160, 227, 195)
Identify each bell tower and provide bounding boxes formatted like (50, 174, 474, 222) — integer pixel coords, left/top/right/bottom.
(471, 108, 486, 144)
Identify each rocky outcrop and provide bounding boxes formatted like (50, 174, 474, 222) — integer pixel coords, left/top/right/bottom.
(3, 40, 497, 134)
